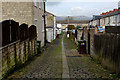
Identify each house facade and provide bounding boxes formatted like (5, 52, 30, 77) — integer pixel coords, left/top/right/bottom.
(46, 12, 56, 42)
(90, 15, 102, 27)
(90, 8, 119, 29)
(104, 17, 110, 26)
(1, 0, 45, 47)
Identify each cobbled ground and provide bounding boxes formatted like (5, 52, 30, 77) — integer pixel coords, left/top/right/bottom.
(6, 34, 119, 80)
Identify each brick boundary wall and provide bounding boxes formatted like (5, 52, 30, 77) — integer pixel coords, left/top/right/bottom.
(77, 27, 120, 73)
(83, 28, 89, 54)
(0, 37, 37, 78)
(0, 20, 38, 79)
(89, 28, 95, 55)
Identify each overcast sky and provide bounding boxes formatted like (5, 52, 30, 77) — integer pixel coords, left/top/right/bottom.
(46, 0, 119, 17)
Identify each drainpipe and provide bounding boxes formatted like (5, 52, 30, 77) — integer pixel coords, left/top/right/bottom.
(44, 1, 46, 46)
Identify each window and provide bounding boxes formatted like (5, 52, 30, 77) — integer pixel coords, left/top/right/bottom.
(34, 0, 37, 6)
(113, 16, 116, 24)
(34, 19, 38, 34)
(34, 19, 37, 26)
(117, 15, 120, 26)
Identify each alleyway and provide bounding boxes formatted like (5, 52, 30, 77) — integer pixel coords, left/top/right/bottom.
(7, 33, 116, 80)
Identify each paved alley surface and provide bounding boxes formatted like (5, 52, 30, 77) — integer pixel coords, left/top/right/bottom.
(7, 36, 62, 79)
(63, 34, 113, 79)
(7, 34, 117, 80)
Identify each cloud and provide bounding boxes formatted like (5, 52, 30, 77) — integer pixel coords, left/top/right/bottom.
(71, 7, 83, 11)
(70, 7, 102, 17)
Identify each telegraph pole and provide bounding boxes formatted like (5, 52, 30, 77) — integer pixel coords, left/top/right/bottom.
(68, 16, 69, 25)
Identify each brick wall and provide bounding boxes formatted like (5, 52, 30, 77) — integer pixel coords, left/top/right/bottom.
(77, 27, 120, 73)
(46, 12, 54, 27)
(77, 29, 83, 41)
(89, 28, 95, 55)
(33, 2, 44, 47)
(2, 2, 45, 47)
(83, 28, 88, 54)
(2, 2, 33, 27)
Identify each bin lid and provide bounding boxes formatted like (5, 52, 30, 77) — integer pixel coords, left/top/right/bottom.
(37, 41, 41, 43)
(78, 40, 86, 43)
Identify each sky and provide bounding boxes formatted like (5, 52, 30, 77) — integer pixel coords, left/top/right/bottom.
(46, 0, 119, 17)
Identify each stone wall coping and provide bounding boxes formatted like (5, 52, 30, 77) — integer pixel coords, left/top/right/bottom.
(0, 40, 20, 50)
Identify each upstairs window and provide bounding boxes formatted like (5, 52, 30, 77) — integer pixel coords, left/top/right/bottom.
(34, 19, 38, 26)
(34, 0, 37, 6)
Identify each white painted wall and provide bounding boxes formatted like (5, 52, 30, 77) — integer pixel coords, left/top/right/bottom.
(110, 16, 116, 26)
(105, 17, 110, 26)
(46, 29, 53, 43)
(57, 24, 62, 28)
(56, 29, 62, 35)
(90, 21, 92, 25)
(100, 18, 105, 27)
(117, 14, 120, 26)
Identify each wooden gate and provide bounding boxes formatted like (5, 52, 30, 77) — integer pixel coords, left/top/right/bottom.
(10, 20, 19, 43)
(1, 20, 19, 47)
(2, 20, 10, 47)
(19, 23, 29, 42)
(29, 25, 37, 40)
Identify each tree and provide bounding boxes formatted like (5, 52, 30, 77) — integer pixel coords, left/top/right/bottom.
(67, 25, 75, 30)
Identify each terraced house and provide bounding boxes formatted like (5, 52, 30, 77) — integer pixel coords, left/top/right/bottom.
(1, 0, 45, 47)
(90, 10, 119, 29)
(46, 12, 56, 43)
(90, 1, 120, 30)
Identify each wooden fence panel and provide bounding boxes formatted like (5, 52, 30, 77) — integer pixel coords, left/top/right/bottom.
(94, 33, 120, 73)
